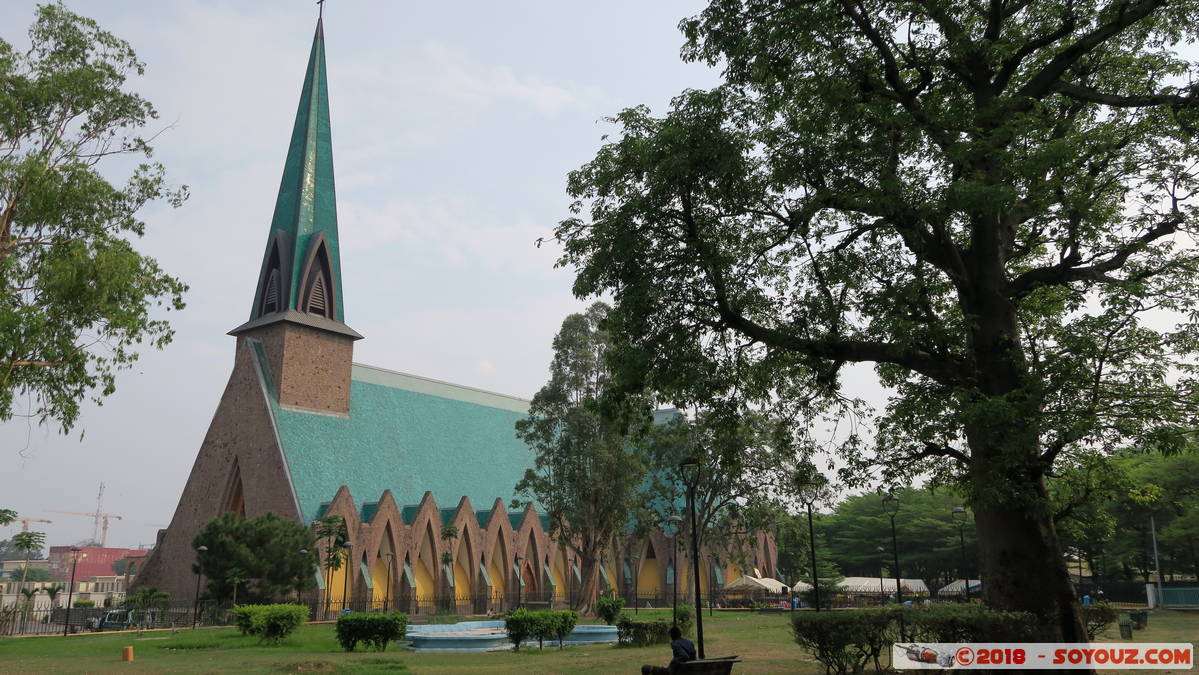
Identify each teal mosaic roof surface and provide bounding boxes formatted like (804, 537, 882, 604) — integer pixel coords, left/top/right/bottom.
(267, 361, 537, 524)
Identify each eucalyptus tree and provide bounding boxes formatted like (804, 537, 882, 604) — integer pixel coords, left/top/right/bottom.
(0, 3, 187, 432)
(514, 301, 652, 616)
(554, 0, 1199, 640)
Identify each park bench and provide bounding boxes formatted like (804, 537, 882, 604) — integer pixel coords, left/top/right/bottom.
(673, 655, 742, 674)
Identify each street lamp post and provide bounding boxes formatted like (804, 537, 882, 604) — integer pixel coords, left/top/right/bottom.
(384, 552, 395, 611)
(192, 545, 209, 629)
(876, 545, 886, 603)
(297, 549, 309, 605)
(63, 546, 82, 637)
(952, 507, 970, 602)
(342, 541, 353, 613)
(797, 482, 822, 611)
(630, 554, 640, 615)
(882, 492, 904, 641)
(667, 514, 683, 627)
(514, 554, 524, 609)
(567, 554, 574, 611)
(680, 456, 705, 659)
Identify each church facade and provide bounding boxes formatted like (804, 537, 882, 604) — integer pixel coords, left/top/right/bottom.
(133, 18, 776, 613)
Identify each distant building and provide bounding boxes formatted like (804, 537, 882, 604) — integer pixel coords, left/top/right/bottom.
(47, 546, 147, 582)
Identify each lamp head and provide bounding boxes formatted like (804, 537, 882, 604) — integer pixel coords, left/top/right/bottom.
(882, 492, 899, 516)
(679, 456, 699, 484)
(952, 506, 967, 522)
(197, 545, 208, 553)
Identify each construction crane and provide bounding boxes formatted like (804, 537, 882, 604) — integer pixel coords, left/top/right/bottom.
(47, 509, 122, 547)
(12, 516, 52, 532)
(47, 482, 123, 547)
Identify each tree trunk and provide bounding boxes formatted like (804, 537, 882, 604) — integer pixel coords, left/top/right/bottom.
(574, 551, 602, 617)
(967, 428, 1087, 642)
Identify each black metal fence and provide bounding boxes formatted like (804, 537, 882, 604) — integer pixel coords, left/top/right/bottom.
(0, 602, 238, 637)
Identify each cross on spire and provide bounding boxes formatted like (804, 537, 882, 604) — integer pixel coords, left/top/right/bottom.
(317, 0, 327, 19)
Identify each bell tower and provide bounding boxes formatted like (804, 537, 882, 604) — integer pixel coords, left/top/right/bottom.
(229, 18, 361, 414)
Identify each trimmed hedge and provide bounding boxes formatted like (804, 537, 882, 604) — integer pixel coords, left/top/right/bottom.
(903, 604, 1039, 643)
(791, 605, 1042, 675)
(504, 609, 580, 651)
(231, 604, 308, 644)
(617, 615, 674, 647)
(596, 596, 624, 625)
(334, 612, 409, 652)
(790, 608, 896, 674)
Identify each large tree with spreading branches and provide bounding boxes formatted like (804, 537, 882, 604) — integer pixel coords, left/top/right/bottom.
(554, 0, 1199, 640)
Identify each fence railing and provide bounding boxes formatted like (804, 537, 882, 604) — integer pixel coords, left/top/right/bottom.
(0, 602, 239, 637)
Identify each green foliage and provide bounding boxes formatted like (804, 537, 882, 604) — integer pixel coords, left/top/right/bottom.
(790, 609, 898, 674)
(232, 605, 259, 636)
(513, 302, 652, 615)
(5, 567, 50, 582)
(193, 513, 317, 604)
(0, 2, 188, 432)
(0, 510, 15, 526)
(552, 610, 579, 649)
(555, 0, 1199, 634)
(821, 488, 974, 584)
(333, 611, 408, 652)
(230, 604, 308, 645)
(503, 609, 578, 651)
(596, 595, 625, 625)
(672, 604, 693, 635)
(1082, 603, 1119, 641)
(503, 607, 535, 651)
(124, 587, 169, 615)
(616, 614, 674, 647)
(73, 599, 94, 608)
(903, 604, 1040, 643)
(643, 411, 797, 561)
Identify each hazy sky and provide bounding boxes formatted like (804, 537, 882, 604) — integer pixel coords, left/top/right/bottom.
(0, 0, 727, 551)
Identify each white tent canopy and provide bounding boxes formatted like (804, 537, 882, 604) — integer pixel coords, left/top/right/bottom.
(836, 576, 930, 595)
(724, 575, 789, 592)
(937, 579, 982, 596)
(791, 580, 814, 592)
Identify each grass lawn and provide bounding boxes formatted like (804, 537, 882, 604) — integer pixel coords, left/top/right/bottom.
(0, 608, 1193, 674)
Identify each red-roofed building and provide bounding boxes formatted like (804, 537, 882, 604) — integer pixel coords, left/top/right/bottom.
(47, 546, 149, 582)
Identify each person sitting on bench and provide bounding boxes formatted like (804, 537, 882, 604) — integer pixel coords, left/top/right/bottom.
(641, 626, 696, 674)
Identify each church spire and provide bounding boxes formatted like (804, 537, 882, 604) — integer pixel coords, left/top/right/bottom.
(233, 17, 359, 339)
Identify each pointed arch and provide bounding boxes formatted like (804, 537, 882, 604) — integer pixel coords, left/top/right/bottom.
(637, 538, 662, 601)
(223, 459, 246, 517)
(487, 533, 508, 600)
(371, 522, 398, 607)
(297, 232, 337, 319)
(413, 521, 437, 609)
(254, 231, 291, 318)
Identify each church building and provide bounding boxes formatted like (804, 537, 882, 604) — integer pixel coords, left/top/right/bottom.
(133, 18, 776, 614)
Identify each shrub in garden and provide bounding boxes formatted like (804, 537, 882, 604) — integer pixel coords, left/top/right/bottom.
(335, 612, 409, 652)
(231, 604, 308, 644)
(617, 615, 673, 647)
(233, 605, 262, 635)
(530, 610, 558, 650)
(596, 596, 625, 625)
(1081, 603, 1118, 641)
(73, 600, 94, 608)
(790, 608, 896, 674)
(673, 604, 694, 635)
(550, 610, 579, 649)
(504, 607, 535, 651)
(902, 604, 1039, 643)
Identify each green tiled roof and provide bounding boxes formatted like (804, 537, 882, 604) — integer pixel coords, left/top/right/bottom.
(508, 513, 524, 531)
(475, 509, 492, 529)
(438, 508, 457, 526)
(400, 506, 420, 525)
(267, 360, 538, 523)
(360, 502, 379, 523)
